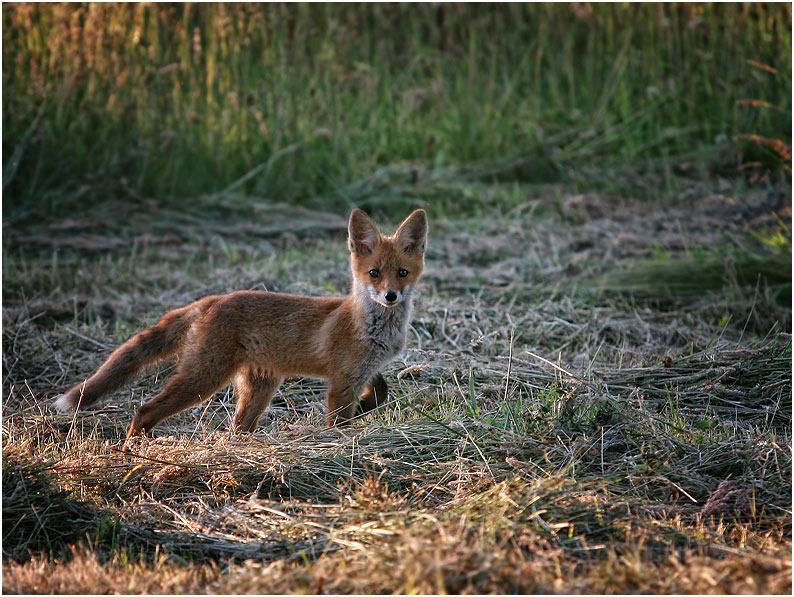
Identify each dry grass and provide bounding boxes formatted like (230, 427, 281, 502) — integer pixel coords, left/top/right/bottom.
(2, 180, 791, 594)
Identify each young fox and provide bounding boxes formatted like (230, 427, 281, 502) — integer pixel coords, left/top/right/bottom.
(54, 209, 428, 445)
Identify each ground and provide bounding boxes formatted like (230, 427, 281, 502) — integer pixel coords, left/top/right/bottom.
(2, 175, 791, 594)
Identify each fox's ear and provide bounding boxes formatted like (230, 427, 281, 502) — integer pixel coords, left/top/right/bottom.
(395, 209, 428, 255)
(348, 209, 381, 255)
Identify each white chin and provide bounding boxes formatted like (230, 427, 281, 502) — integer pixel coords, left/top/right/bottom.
(374, 300, 399, 308)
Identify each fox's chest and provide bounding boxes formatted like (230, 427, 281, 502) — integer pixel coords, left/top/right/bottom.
(368, 310, 408, 352)
(355, 305, 410, 383)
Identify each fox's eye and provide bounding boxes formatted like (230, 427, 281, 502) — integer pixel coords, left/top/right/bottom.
(369, 269, 381, 279)
(398, 268, 409, 278)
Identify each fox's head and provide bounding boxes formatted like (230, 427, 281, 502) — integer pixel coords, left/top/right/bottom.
(348, 209, 428, 308)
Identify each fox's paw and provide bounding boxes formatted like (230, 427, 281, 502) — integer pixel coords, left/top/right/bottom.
(52, 393, 76, 414)
(122, 426, 148, 452)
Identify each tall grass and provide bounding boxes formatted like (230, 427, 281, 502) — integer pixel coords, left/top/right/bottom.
(3, 3, 791, 216)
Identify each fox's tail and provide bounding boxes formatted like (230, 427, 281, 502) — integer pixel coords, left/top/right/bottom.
(54, 303, 201, 413)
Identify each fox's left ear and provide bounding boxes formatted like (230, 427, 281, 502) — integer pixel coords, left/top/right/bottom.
(395, 209, 428, 255)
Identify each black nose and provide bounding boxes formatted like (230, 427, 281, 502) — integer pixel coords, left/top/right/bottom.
(385, 290, 398, 302)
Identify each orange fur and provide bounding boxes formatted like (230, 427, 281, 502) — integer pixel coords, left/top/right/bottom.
(54, 210, 428, 447)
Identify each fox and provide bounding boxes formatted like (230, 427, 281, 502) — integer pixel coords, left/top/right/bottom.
(54, 208, 428, 447)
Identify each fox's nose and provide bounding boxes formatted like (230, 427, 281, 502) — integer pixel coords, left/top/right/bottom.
(385, 290, 398, 303)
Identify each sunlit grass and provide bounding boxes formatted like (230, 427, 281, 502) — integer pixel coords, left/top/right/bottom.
(3, 3, 791, 218)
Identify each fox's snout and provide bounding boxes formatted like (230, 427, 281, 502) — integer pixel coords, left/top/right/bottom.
(379, 287, 404, 307)
(368, 285, 407, 308)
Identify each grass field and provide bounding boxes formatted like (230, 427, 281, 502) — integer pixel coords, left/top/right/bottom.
(2, 3, 791, 217)
(2, 3, 792, 595)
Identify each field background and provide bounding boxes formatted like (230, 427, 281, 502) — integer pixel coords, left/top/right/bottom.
(2, 3, 792, 594)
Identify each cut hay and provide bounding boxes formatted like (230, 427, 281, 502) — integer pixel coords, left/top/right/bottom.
(3, 188, 791, 593)
(2, 447, 98, 562)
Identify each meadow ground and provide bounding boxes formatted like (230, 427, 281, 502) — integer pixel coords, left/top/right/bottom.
(2, 174, 791, 594)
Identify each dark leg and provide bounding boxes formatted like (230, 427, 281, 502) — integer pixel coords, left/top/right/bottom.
(357, 372, 388, 415)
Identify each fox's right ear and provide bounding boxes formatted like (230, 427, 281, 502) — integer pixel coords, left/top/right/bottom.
(348, 209, 381, 255)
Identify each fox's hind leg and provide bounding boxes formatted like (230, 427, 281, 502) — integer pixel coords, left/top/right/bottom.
(124, 348, 239, 447)
(231, 367, 282, 432)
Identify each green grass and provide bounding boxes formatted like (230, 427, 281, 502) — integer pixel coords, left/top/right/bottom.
(3, 3, 791, 220)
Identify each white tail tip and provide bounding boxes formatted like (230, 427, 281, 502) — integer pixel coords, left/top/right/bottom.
(52, 393, 75, 414)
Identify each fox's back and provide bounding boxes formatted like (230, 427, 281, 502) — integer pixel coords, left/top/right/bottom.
(193, 290, 361, 377)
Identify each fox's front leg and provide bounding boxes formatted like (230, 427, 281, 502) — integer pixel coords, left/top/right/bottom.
(326, 380, 358, 426)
